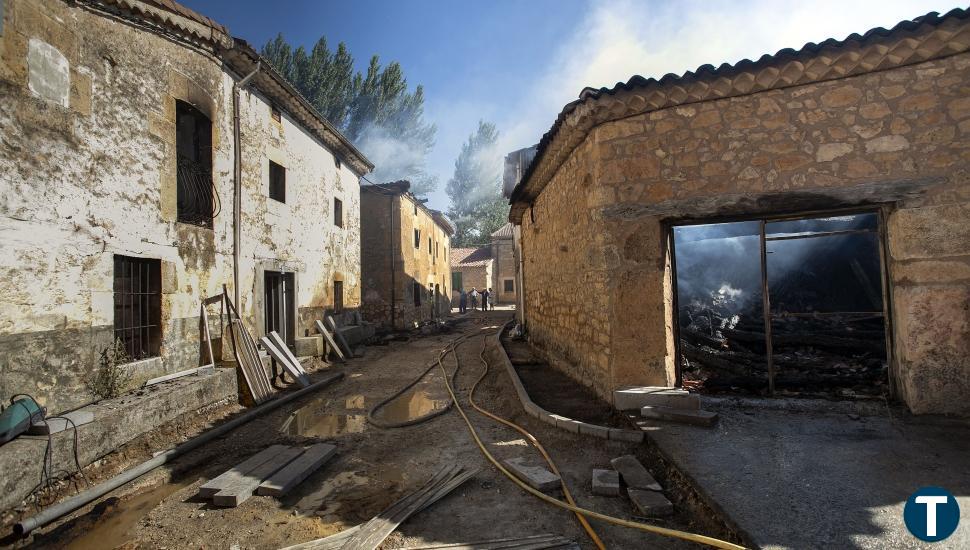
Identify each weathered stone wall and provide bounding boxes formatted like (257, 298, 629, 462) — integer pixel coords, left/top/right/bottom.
(491, 237, 516, 303)
(0, 0, 362, 413)
(360, 191, 451, 329)
(455, 263, 491, 294)
(520, 141, 615, 399)
(521, 52, 970, 414)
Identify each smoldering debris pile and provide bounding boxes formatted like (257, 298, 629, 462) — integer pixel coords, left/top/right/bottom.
(679, 296, 887, 397)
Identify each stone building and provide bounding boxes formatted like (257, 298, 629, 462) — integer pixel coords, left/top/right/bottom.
(451, 246, 492, 303)
(360, 181, 454, 328)
(508, 8, 970, 415)
(0, 0, 372, 414)
(489, 223, 517, 304)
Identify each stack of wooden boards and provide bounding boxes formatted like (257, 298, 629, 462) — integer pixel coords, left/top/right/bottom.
(199, 443, 336, 507)
(225, 290, 276, 404)
(261, 331, 311, 387)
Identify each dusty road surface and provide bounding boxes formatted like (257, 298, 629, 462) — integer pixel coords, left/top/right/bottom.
(8, 311, 737, 549)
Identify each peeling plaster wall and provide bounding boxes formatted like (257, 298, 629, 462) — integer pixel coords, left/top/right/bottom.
(0, 0, 362, 413)
(521, 53, 970, 414)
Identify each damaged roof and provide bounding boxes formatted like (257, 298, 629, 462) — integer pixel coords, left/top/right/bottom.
(451, 247, 492, 268)
(509, 7, 970, 223)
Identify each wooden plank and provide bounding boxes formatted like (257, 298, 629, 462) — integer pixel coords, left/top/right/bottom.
(257, 443, 336, 497)
(144, 365, 214, 387)
(240, 322, 273, 398)
(228, 318, 267, 403)
(199, 444, 290, 498)
(201, 302, 216, 368)
(213, 446, 304, 507)
(280, 526, 361, 550)
(403, 534, 576, 549)
(325, 315, 353, 357)
(315, 320, 346, 363)
(261, 336, 310, 387)
(271, 331, 309, 376)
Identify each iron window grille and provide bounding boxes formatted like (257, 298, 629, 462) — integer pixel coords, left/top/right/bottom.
(175, 100, 216, 228)
(113, 255, 162, 360)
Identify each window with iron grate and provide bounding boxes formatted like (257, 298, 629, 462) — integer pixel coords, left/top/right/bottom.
(113, 255, 161, 359)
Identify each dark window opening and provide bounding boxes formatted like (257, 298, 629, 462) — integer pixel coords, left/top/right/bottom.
(504, 279, 514, 293)
(334, 280, 343, 313)
(672, 212, 888, 399)
(269, 161, 286, 203)
(428, 237, 432, 254)
(264, 271, 295, 349)
(271, 105, 281, 123)
(334, 198, 343, 227)
(413, 282, 421, 307)
(113, 255, 161, 360)
(176, 100, 214, 228)
(452, 272, 462, 292)
(414, 229, 421, 249)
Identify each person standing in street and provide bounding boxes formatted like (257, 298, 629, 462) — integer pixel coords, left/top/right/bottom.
(470, 287, 479, 310)
(481, 288, 490, 311)
(487, 288, 494, 310)
(459, 289, 467, 313)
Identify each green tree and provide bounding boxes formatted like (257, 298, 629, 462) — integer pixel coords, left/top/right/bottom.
(260, 35, 436, 197)
(446, 120, 509, 247)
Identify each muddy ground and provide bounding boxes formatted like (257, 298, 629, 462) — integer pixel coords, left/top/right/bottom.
(5, 311, 738, 549)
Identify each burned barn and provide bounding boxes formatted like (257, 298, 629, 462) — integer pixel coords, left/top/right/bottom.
(508, 8, 970, 415)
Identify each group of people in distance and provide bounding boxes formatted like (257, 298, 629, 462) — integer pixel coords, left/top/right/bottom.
(458, 287, 493, 313)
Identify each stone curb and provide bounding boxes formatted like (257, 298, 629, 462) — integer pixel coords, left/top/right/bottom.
(489, 322, 643, 444)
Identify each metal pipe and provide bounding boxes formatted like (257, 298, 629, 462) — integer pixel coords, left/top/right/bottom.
(232, 61, 261, 311)
(759, 219, 775, 396)
(14, 372, 342, 536)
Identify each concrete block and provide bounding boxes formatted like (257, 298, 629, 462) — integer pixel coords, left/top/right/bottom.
(611, 455, 662, 491)
(552, 415, 581, 433)
(29, 409, 94, 435)
(628, 488, 674, 517)
(539, 411, 559, 426)
(608, 429, 644, 443)
(614, 386, 697, 411)
(592, 469, 620, 496)
(293, 335, 321, 358)
(578, 422, 610, 439)
(640, 406, 718, 427)
(504, 457, 560, 492)
(522, 399, 541, 418)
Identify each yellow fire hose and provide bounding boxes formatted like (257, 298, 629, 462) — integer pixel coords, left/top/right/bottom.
(435, 321, 746, 550)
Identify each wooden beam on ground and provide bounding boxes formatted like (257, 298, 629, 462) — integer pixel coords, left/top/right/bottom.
(261, 335, 310, 387)
(257, 443, 336, 497)
(402, 534, 578, 549)
(199, 444, 290, 498)
(270, 331, 310, 376)
(213, 446, 304, 507)
(315, 319, 346, 363)
(325, 315, 353, 358)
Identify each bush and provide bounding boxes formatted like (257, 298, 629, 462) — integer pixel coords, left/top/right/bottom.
(88, 339, 134, 400)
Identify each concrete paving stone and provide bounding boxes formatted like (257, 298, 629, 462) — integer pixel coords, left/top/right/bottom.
(610, 454, 662, 491)
(614, 386, 695, 411)
(504, 457, 561, 492)
(608, 428, 644, 443)
(591, 469, 620, 496)
(640, 405, 718, 426)
(577, 422, 610, 439)
(552, 415, 581, 433)
(628, 488, 674, 517)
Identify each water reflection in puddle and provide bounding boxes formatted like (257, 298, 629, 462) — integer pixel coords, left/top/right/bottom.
(345, 394, 365, 409)
(64, 480, 189, 550)
(281, 409, 367, 438)
(376, 388, 448, 423)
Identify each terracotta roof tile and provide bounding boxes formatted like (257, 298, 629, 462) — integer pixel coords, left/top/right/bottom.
(451, 247, 492, 267)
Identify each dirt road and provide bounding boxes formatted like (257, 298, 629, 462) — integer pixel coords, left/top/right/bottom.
(16, 311, 731, 549)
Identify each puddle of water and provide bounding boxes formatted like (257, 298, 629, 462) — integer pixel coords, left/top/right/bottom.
(375, 388, 447, 423)
(64, 480, 189, 550)
(345, 394, 365, 409)
(282, 407, 367, 438)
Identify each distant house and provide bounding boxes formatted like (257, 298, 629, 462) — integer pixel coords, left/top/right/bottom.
(489, 223, 517, 305)
(360, 181, 454, 329)
(451, 247, 492, 303)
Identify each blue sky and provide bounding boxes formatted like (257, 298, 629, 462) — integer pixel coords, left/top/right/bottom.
(181, 0, 961, 211)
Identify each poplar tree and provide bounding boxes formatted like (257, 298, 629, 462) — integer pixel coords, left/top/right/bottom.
(260, 34, 436, 197)
(446, 121, 509, 247)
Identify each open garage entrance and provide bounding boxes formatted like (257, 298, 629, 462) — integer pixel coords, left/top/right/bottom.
(671, 211, 891, 398)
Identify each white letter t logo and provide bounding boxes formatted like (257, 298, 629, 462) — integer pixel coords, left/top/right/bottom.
(915, 495, 949, 536)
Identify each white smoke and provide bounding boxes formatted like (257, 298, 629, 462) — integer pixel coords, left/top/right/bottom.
(355, 124, 435, 192)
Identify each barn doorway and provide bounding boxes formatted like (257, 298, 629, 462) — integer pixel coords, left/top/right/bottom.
(671, 211, 890, 398)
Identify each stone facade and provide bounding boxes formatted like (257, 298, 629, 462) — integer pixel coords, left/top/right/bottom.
(490, 224, 517, 304)
(0, 0, 370, 414)
(360, 183, 453, 329)
(450, 247, 492, 303)
(512, 12, 970, 415)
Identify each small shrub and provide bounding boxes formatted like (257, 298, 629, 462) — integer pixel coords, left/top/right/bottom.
(88, 339, 134, 400)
